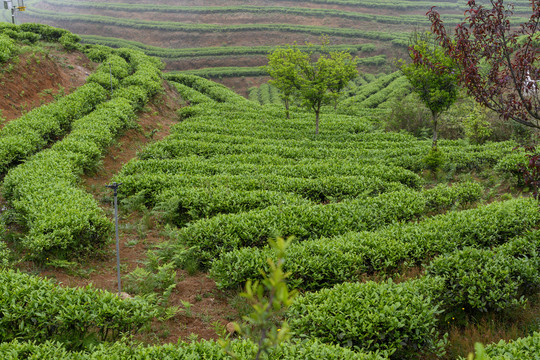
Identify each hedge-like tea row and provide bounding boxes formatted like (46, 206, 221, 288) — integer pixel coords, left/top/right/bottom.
(154, 187, 312, 226)
(118, 157, 422, 190)
(462, 333, 540, 360)
(165, 73, 252, 104)
(211, 196, 535, 290)
(2, 48, 163, 257)
(0, 269, 158, 348)
(117, 172, 406, 205)
(169, 81, 215, 105)
(0, 338, 387, 359)
(134, 133, 515, 173)
(164, 184, 484, 269)
(287, 277, 445, 360)
(0, 83, 107, 173)
(82, 34, 372, 59)
(0, 34, 15, 62)
(286, 235, 539, 359)
(25, 7, 409, 45)
(426, 232, 540, 314)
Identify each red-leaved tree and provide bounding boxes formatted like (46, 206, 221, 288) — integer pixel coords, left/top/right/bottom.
(428, 0, 540, 130)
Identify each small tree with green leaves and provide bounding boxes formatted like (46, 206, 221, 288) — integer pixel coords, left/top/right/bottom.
(266, 41, 358, 134)
(220, 237, 297, 360)
(400, 32, 460, 149)
(266, 48, 299, 119)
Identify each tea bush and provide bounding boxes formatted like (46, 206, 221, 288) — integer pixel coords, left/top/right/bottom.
(287, 278, 445, 359)
(0, 270, 158, 349)
(0, 83, 107, 174)
(166, 189, 427, 268)
(211, 197, 538, 289)
(426, 232, 540, 314)
(0, 338, 387, 359)
(0, 34, 15, 62)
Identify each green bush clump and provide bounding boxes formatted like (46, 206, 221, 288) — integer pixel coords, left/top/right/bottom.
(166, 189, 426, 268)
(423, 181, 484, 211)
(112, 85, 149, 110)
(59, 32, 81, 51)
(154, 187, 311, 225)
(494, 151, 528, 183)
(164, 73, 252, 105)
(2, 99, 137, 256)
(287, 278, 446, 359)
(0, 338, 387, 359)
(470, 333, 540, 360)
(0, 269, 158, 349)
(18, 23, 70, 42)
(0, 28, 41, 43)
(426, 232, 540, 314)
(0, 83, 108, 174)
(84, 44, 113, 62)
(211, 197, 539, 290)
(2, 47, 163, 258)
(170, 81, 215, 104)
(0, 34, 16, 62)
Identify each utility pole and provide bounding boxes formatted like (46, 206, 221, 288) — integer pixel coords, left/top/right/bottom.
(3, 0, 25, 25)
(106, 182, 123, 295)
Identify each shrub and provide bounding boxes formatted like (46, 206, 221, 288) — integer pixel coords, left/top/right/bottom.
(287, 278, 446, 359)
(0, 269, 159, 349)
(0, 338, 387, 359)
(461, 333, 540, 360)
(0, 34, 16, 62)
(59, 32, 81, 51)
(166, 189, 427, 268)
(211, 197, 538, 290)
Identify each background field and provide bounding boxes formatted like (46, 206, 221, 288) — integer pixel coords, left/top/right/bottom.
(9, 0, 529, 95)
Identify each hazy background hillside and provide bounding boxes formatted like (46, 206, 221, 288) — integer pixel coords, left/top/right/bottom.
(0, 0, 482, 94)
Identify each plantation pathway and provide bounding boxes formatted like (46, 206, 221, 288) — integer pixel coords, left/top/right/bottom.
(40, 81, 241, 344)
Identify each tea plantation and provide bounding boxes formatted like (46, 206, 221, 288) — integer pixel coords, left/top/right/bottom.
(0, 22, 538, 360)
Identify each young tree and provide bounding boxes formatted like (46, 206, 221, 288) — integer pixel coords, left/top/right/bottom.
(428, 0, 540, 130)
(400, 32, 460, 149)
(266, 48, 299, 119)
(265, 42, 358, 134)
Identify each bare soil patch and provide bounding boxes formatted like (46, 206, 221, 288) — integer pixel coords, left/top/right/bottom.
(0, 45, 96, 123)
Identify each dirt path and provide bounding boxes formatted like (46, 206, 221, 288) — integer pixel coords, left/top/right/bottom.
(38, 81, 242, 344)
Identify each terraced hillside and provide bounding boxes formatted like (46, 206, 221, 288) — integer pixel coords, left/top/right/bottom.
(1, 22, 539, 360)
(9, 0, 529, 94)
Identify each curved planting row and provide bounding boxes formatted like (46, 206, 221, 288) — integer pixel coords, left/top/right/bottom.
(0, 338, 385, 359)
(41, 0, 466, 27)
(81, 36, 373, 59)
(2, 40, 163, 258)
(0, 25, 111, 174)
(286, 233, 539, 359)
(0, 269, 158, 348)
(211, 196, 538, 289)
(165, 73, 254, 105)
(135, 132, 515, 173)
(23, 7, 409, 44)
(161, 183, 485, 269)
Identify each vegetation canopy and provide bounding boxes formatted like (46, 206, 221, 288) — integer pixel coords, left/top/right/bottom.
(428, 0, 540, 130)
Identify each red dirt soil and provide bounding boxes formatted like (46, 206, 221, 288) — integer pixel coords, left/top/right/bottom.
(0, 45, 96, 122)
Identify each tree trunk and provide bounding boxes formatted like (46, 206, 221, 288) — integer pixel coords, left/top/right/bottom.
(285, 97, 290, 119)
(432, 111, 438, 149)
(315, 110, 320, 135)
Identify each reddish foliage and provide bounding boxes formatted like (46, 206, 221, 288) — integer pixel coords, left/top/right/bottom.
(518, 145, 540, 200)
(428, 0, 540, 129)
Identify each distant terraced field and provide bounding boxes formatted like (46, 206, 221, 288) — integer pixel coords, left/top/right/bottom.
(13, 0, 535, 94)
